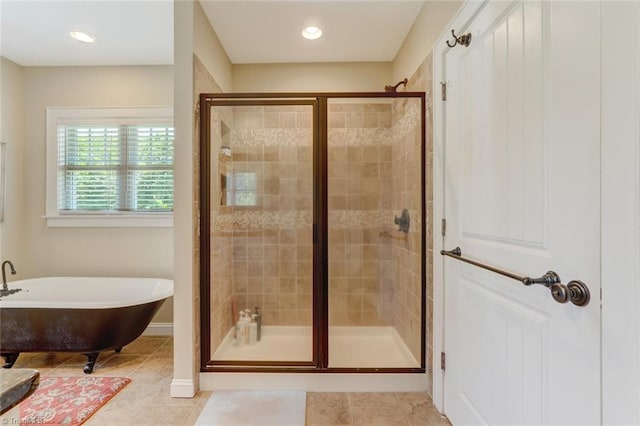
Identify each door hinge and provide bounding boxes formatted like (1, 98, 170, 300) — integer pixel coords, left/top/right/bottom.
(441, 82, 447, 101)
(441, 352, 446, 371)
(441, 218, 447, 236)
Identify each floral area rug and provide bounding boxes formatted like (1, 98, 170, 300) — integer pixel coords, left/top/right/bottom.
(19, 376, 130, 425)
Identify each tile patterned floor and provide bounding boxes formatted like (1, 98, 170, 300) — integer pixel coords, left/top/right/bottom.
(306, 392, 451, 426)
(0, 336, 450, 425)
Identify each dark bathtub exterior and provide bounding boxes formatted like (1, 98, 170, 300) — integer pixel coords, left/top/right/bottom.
(0, 299, 166, 373)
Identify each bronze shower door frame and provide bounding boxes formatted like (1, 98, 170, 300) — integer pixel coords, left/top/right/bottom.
(199, 92, 426, 374)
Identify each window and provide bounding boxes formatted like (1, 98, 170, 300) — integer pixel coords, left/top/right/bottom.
(225, 172, 257, 206)
(46, 107, 174, 227)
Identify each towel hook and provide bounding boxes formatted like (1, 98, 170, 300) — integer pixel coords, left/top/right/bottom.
(446, 29, 472, 48)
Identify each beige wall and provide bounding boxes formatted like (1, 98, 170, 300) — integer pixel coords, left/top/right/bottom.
(173, 0, 233, 397)
(21, 65, 174, 322)
(232, 62, 392, 92)
(173, 0, 197, 397)
(392, 0, 463, 82)
(194, 0, 232, 92)
(0, 57, 25, 270)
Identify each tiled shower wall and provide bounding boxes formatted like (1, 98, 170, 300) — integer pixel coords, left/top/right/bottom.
(218, 106, 314, 327)
(390, 97, 423, 363)
(327, 103, 394, 326)
(209, 105, 234, 353)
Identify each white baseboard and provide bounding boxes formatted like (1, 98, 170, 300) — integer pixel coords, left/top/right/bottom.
(170, 379, 196, 398)
(143, 322, 173, 336)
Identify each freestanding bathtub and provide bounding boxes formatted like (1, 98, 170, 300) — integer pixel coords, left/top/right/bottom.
(0, 277, 173, 374)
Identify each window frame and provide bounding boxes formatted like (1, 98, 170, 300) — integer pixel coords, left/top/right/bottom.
(46, 106, 174, 228)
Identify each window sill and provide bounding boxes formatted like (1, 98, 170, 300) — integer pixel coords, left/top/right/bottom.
(45, 215, 173, 228)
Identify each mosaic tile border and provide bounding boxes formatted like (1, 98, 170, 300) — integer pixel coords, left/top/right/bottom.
(328, 128, 392, 147)
(213, 210, 311, 231)
(231, 129, 312, 147)
(211, 209, 421, 231)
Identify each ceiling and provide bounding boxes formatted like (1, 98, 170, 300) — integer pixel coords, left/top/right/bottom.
(1, 0, 425, 67)
(1, 1, 174, 66)
(199, 1, 425, 64)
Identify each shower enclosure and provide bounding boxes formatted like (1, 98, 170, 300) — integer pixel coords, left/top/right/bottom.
(199, 93, 425, 372)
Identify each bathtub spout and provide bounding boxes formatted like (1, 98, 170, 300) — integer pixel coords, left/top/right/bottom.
(1, 260, 16, 292)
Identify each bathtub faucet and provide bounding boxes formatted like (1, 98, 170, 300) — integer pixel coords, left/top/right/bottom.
(2, 260, 16, 292)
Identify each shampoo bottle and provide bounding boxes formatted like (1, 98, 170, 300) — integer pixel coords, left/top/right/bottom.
(242, 309, 252, 345)
(253, 306, 262, 341)
(236, 311, 246, 346)
(249, 315, 258, 345)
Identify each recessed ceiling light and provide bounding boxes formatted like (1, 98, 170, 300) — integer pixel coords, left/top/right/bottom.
(302, 26, 322, 40)
(69, 31, 95, 43)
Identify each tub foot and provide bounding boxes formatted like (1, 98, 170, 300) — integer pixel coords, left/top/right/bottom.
(83, 352, 99, 374)
(1, 352, 19, 369)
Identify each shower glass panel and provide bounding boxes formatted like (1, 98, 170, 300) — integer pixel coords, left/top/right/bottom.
(207, 102, 315, 365)
(327, 97, 423, 368)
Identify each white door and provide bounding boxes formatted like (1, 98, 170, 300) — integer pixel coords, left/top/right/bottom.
(442, 1, 601, 425)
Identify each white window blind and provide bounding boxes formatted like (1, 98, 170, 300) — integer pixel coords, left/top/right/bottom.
(57, 123, 174, 213)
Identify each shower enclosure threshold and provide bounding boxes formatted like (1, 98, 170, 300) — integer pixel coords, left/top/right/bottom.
(199, 371, 429, 392)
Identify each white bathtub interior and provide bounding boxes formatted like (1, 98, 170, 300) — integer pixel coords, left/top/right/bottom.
(213, 325, 419, 368)
(0, 277, 174, 309)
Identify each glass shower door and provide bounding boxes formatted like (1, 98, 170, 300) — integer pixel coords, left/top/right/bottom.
(207, 101, 316, 365)
(326, 97, 424, 369)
